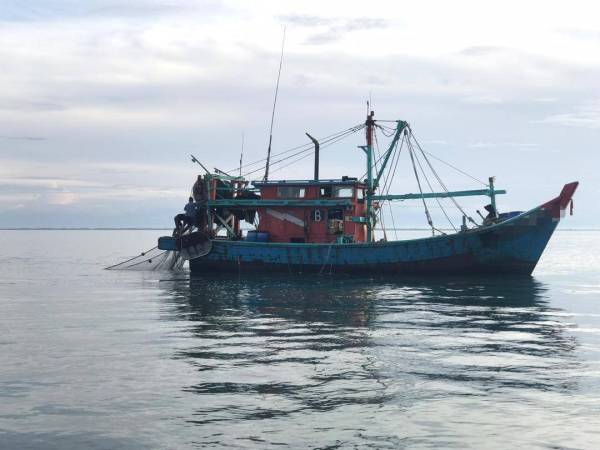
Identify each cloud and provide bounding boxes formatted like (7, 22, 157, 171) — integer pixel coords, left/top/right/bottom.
(0, 0, 599, 227)
(0, 135, 46, 141)
(468, 141, 540, 151)
(558, 28, 600, 41)
(458, 45, 506, 57)
(538, 100, 600, 128)
(278, 14, 394, 45)
(421, 139, 450, 146)
(46, 192, 78, 205)
(0, 0, 229, 22)
(0, 177, 102, 189)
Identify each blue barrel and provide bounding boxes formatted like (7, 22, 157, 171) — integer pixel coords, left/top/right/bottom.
(256, 232, 269, 242)
(246, 231, 269, 242)
(158, 236, 179, 251)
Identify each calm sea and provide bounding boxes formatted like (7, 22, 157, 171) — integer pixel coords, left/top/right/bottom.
(1, 230, 599, 449)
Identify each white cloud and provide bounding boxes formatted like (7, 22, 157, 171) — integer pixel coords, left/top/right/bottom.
(468, 142, 540, 150)
(0, 0, 599, 226)
(538, 100, 600, 128)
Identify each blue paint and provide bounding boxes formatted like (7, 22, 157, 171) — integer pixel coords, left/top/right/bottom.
(188, 203, 560, 276)
(158, 236, 178, 251)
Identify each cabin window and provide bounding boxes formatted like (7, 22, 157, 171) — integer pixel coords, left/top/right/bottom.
(277, 186, 306, 198)
(334, 186, 354, 198)
(320, 185, 332, 198)
(357, 188, 364, 200)
(328, 209, 344, 220)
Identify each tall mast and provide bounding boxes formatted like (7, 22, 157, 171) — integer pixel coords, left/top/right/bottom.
(263, 27, 286, 181)
(363, 110, 375, 242)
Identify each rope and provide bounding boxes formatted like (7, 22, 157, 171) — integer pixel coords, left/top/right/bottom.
(410, 132, 488, 186)
(407, 144, 435, 235)
(376, 129, 404, 240)
(266, 127, 363, 176)
(229, 124, 364, 174)
(124, 251, 169, 269)
(242, 125, 364, 178)
(410, 132, 479, 226)
(408, 139, 456, 232)
(373, 130, 386, 240)
(105, 246, 158, 270)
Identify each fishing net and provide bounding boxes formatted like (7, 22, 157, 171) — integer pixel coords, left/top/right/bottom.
(105, 246, 185, 271)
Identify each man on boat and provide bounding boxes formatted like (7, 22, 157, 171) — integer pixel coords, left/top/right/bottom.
(482, 204, 498, 226)
(192, 175, 209, 233)
(192, 175, 205, 202)
(173, 197, 198, 236)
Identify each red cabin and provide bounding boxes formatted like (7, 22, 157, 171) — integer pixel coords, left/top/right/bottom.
(252, 179, 367, 243)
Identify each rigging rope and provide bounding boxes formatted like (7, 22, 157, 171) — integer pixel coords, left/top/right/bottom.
(409, 132, 488, 187)
(242, 125, 365, 178)
(266, 127, 363, 176)
(229, 124, 365, 175)
(408, 139, 456, 232)
(376, 129, 404, 240)
(383, 134, 405, 240)
(373, 130, 387, 240)
(407, 143, 435, 235)
(410, 132, 479, 226)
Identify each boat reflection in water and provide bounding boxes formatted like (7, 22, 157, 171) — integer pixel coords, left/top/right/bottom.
(157, 274, 579, 448)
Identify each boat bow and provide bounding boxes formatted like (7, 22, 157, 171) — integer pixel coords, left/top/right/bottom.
(541, 181, 579, 220)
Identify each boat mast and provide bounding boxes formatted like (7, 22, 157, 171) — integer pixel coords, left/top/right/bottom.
(263, 27, 286, 181)
(362, 110, 375, 242)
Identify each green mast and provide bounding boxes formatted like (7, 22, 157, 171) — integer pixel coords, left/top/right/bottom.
(361, 113, 409, 242)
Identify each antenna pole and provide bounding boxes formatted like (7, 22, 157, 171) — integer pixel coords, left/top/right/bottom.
(240, 133, 244, 177)
(263, 26, 286, 181)
(190, 154, 210, 174)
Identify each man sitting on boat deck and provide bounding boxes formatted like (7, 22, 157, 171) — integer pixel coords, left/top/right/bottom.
(173, 197, 198, 236)
(483, 204, 498, 226)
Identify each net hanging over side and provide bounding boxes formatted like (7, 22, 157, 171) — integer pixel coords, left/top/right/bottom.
(105, 246, 184, 271)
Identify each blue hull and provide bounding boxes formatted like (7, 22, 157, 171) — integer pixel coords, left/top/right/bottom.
(190, 204, 560, 276)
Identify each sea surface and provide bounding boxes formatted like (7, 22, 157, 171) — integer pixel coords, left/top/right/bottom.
(1, 230, 599, 449)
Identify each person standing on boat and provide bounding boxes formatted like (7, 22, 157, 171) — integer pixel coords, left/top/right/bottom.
(173, 197, 198, 236)
(192, 175, 205, 202)
(192, 175, 209, 233)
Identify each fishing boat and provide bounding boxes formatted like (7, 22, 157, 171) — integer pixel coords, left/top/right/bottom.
(156, 111, 578, 276)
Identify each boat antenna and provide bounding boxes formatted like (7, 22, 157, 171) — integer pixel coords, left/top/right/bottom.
(240, 132, 244, 177)
(263, 26, 286, 181)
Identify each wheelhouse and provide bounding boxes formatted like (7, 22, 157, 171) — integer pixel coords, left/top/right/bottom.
(252, 178, 367, 243)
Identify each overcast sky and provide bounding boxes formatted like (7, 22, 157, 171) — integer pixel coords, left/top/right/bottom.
(1, 0, 599, 228)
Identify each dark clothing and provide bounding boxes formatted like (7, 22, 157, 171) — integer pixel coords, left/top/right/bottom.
(483, 204, 498, 226)
(184, 202, 198, 223)
(174, 213, 193, 229)
(193, 177, 206, 202)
